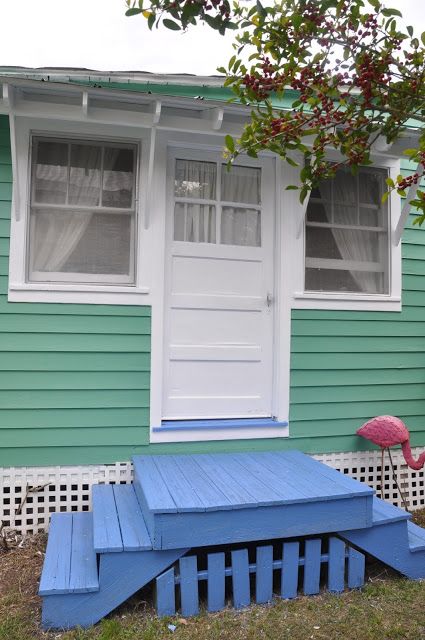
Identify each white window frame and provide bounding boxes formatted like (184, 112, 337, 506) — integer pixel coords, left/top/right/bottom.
(8, 116, 152, 305)
(28, 135, 137, 286)
(285, 156, 402, 312)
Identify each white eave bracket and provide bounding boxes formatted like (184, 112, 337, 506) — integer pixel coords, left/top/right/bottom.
(144, 100, 162, 229)
(296, 191, 311, 239)
(3, 84, 21, 221)
(82, 90, 89, 117)
(202, 106, 224, 131)
(393, 163, 422, 246)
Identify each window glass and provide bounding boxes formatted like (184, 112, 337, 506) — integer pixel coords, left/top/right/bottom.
(221, 207, 261, 246)
(174, 202, 216, 243)
(305, 166, 389, 295)
(174, 160, 216, 199)
(221, 165, 261, 205)
(28, 137, 136, 284)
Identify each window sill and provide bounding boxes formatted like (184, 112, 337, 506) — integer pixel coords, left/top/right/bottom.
(150, 419, 289, 443)
(8, 283, 150, 305)
(292, 291, 401, 312)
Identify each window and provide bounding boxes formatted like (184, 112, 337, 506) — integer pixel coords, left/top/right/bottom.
(173, 159, 262, 247)
(305, 166, 389, 295)
(28, 137, 137, 285)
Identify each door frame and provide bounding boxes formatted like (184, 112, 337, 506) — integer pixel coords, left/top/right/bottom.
(149, 133, 291, 443)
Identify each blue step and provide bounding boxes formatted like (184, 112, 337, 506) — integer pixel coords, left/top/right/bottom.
(408, 521, 425, 552)
(339, 497, 425, 580)
(132, 451, 374, 550)
(42, 546, 189, 629)
(92, 484, 152, 553)
(39, 512, 98, 596)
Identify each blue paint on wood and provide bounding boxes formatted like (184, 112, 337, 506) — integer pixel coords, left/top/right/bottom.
(327, 537, 345, 593)
(39, 513, 73, 596)
(133, 456, 177, 513)
(173, 455, 233, 511)
(156, 568, 176, 617)
(39, 513, 98, 596)
(303, 539, 322, 595)
(92, 485, 123, 553)
(281, 541, 299, 599)
(256, 545, 273, 604)
(207, 552, 225, 612)
(179, 556, 199, 617)
(408, 522, 425, 552)
(69, 513, 98, 594)
(192, 454, 258, 509)
(42, 547, 188, 629)
(153, 497, 372, 551)
(372, 496, 411, 526)
(154, 418, 288, 431)
(347, 548, 365, 589)
(113, 484, 152, 551)
(231, 549, 250, 609)
(155, 456, 205, 513)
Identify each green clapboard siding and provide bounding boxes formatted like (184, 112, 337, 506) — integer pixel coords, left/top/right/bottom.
(290, 160, 425, 452)
(1, 111, 425, 467)
(0, 115, 153, 467)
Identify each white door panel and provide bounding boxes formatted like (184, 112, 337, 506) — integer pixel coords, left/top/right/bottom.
(163, 152, 275, 420)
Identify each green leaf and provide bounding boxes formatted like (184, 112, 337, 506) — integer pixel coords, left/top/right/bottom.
(407, 25, 414, 37)
(148, 12, 155, 29)
(225, 135, 235, 154)
(422, 32, 425, 46)
(256, 0, 267, 18)
(292, 13, 303, 29)
(286, 157, 299, 167)
(403, 148, 419, 156)
(385, 177, 395, 188)
(125, 7, 143, 16)
(382, 8, 402, 17)
(286, 185, 299, 190)
(381, 191, 389, 203)
(163, 18, 181, 30)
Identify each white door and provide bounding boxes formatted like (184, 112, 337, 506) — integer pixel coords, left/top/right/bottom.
(162, 150, 275, 420)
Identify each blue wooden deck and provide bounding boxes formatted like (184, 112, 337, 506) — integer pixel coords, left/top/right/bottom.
(39, 449, 425, 630)
(133, 450, 373, 549)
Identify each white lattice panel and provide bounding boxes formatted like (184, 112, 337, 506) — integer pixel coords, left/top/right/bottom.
(1, 449, 424, 535)
(0, 462, 133, 535)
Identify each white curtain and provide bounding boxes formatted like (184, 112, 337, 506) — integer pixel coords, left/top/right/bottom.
(221, 165, 261, 246)
(32, 210, 92, 272)
(319, 172, 381, 293)
(174, 160, 217, 243)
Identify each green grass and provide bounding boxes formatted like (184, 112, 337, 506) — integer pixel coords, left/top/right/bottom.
(1, 526, 425, 640)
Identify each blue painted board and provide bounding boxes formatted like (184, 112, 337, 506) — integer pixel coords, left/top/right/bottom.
(408, 522, 425, 552)
(193, 454, 258, 508)
(92, 485, 123, 553)
(256, 545, 273, 604)
(154, 496, 373, 550)
(284, 451, 373, 498)
(281, 541, 299, 599)
(156, 568, 176, 617)
(113, 484, 152, 551)
(231, 549, 250, 609)
(155, 456, 205, 512)
(225, 454, 290, 506)
(155, 418, 288, 431)
(179, 556, 199, 617)
(347, 548, 365, 589)
(207, 552, 225, 612)
(132, 456, 177, 513)
(244, 453, 310, 502)
(42, 547, 188, 629)
(261, 452, 349, 501)
(327, 537, 345, 593)
(69, 513, 98, 593)
(173, 455, 233, 511)
(372, 497, 411, 526)
(303, 539, 322, 595)
(39, 513, 73, 596)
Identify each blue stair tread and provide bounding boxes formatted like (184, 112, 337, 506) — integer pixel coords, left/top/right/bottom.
(132, 451, 373, 514)
(39, 512, 98, 596)
(408, 521, 425, 552)
(93, 484, 152, 553)
(372, 497, 411, 526)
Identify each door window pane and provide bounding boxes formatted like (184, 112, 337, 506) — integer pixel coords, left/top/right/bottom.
(221, 207, 261, 247)
(175, 160, 216, 199)
(221, 165, 261, 205)
(174, 203, 216, 243)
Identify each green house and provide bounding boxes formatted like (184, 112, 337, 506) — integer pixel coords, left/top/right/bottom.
(0, 68, 424, 533)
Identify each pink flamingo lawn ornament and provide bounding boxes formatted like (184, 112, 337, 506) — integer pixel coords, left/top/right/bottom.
(357, 415, 425, 508)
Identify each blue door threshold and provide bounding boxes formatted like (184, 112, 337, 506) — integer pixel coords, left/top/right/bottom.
(152, 418, 289, 432)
